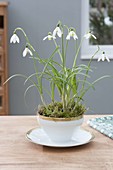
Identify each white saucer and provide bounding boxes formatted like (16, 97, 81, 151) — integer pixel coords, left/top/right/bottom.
(26, 127, 94, 147)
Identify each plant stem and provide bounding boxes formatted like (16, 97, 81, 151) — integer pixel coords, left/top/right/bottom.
(64, 40, 68, 60)
(53, 39, 63, 62)
(14, 27, 46, 105)
(73, 37, 84, 68)
(79, 45, 100, 102)
(61, 31, 67, 111)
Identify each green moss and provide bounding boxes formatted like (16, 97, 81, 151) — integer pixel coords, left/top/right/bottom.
(38, 101, 86, 118)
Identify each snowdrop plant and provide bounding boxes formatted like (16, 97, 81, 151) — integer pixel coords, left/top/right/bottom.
(10, 33, 20, 43)
(84, 31, 97, 40)
(23, 46, 33, 57)
(8, 21, 110, 118)
(98, 52, 110, 62)
(43, 32, 56, 41)
(66, 28, 78, 40)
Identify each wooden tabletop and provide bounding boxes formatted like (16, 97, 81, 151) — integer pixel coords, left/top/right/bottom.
(0, 115, 113, 170)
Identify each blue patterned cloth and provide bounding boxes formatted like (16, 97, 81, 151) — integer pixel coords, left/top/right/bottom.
(87, 116, 113, 139)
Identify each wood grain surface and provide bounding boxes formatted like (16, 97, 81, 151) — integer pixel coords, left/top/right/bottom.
(0, 115, 113, 170)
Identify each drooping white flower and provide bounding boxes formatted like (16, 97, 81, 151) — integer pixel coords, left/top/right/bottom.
(10, 33, 20, 43)
(53, 26, 62, 38)
(66, 28, 78, 40)
(84, 31, 97, 39)
(104, 16, 113, 26)
(98, 52, 110, 62)
(23, 46, 33, 57)
(43, 32, 56, 41)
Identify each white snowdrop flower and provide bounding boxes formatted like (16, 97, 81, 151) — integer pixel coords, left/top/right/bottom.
(43, 32, 56, 41)
(84, 31, 97, 40)
(23, 46, 33, 57)
(104, 17, 113, 26)
(66, 28, 78, 40)
(98, 52, 110, 62)
(53, 26, 62, 38)
(10, 33, 20, 43)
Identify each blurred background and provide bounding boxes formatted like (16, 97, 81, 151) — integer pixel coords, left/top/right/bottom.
(90, 0, 113, 45)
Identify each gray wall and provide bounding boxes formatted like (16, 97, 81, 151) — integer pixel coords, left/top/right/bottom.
(1, 0, 113, 115)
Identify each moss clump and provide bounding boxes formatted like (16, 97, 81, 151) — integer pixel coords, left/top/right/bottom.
(38, 101, 86, 118)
